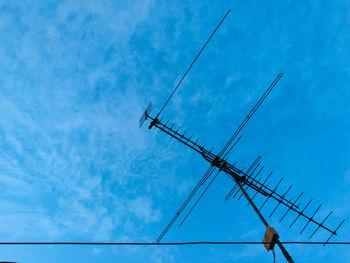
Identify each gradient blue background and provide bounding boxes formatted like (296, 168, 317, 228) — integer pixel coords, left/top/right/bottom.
(0, 1, 349, 262)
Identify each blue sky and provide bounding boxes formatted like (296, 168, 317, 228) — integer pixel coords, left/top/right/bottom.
(0, 0, 349, 262)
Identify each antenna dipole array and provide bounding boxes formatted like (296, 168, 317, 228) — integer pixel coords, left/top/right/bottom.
(139, 9, 344, 262)
(140, 80, 343, 244)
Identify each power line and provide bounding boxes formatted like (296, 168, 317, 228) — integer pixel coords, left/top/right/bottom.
(0, 241, 349, 246)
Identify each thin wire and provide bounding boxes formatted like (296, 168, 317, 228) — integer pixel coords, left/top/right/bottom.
(0, 242, 350, 245)
(156, 165, 216, 242)
(179, 169, 221, 227)
(219, 72, 283, 159)
(156, 9, 231, 119)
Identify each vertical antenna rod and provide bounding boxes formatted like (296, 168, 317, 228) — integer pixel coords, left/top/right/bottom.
(154, 9, 231, 120)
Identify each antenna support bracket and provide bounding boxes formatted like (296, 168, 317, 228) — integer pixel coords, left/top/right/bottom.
(263, 225, 278, 251)
(149, 118, 159, 129)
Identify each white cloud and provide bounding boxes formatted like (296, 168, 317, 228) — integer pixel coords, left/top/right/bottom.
(129, 197, 161, 224)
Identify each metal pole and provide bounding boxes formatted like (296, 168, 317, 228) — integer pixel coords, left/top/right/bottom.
(234, 179, 294, 263)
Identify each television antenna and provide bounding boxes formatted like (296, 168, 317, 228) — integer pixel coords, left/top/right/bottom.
(139, 9, 344, 262)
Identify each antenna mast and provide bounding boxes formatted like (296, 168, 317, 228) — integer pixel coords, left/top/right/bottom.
(139, 9, 344, 262)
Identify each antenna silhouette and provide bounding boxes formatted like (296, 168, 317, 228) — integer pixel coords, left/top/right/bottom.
(139, 9, 344, 263)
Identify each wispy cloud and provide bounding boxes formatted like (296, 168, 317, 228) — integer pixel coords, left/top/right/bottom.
(0, 1, 349, 263)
